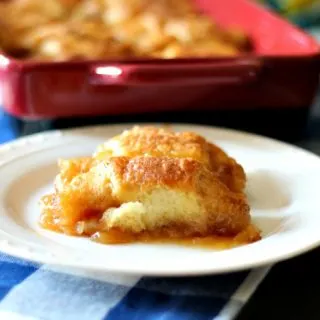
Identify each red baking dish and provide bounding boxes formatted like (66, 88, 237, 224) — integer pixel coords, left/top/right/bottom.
(0, 0, 319, 119)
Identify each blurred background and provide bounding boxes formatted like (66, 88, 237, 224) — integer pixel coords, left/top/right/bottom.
(0, 0, 319, 144)
(259, 0, 320, 39)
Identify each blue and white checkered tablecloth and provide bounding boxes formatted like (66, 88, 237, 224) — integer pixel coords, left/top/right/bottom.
(0, 110, 270, 320)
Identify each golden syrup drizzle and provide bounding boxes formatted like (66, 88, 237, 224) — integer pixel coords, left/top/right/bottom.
(91, 225, 261, 250)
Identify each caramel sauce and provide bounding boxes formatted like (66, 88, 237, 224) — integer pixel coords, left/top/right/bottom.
(91, 225, 260, 250)
(92, 232, 242, 249)
(41, 212, 259, 249)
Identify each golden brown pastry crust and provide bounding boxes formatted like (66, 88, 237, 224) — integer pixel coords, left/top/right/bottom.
(95, 126, 246, 193)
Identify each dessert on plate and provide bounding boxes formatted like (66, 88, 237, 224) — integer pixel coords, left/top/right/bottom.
(39, 126, 261, 247)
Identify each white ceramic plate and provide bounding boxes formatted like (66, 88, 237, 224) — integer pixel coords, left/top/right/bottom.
(1, 123, 320, 276)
